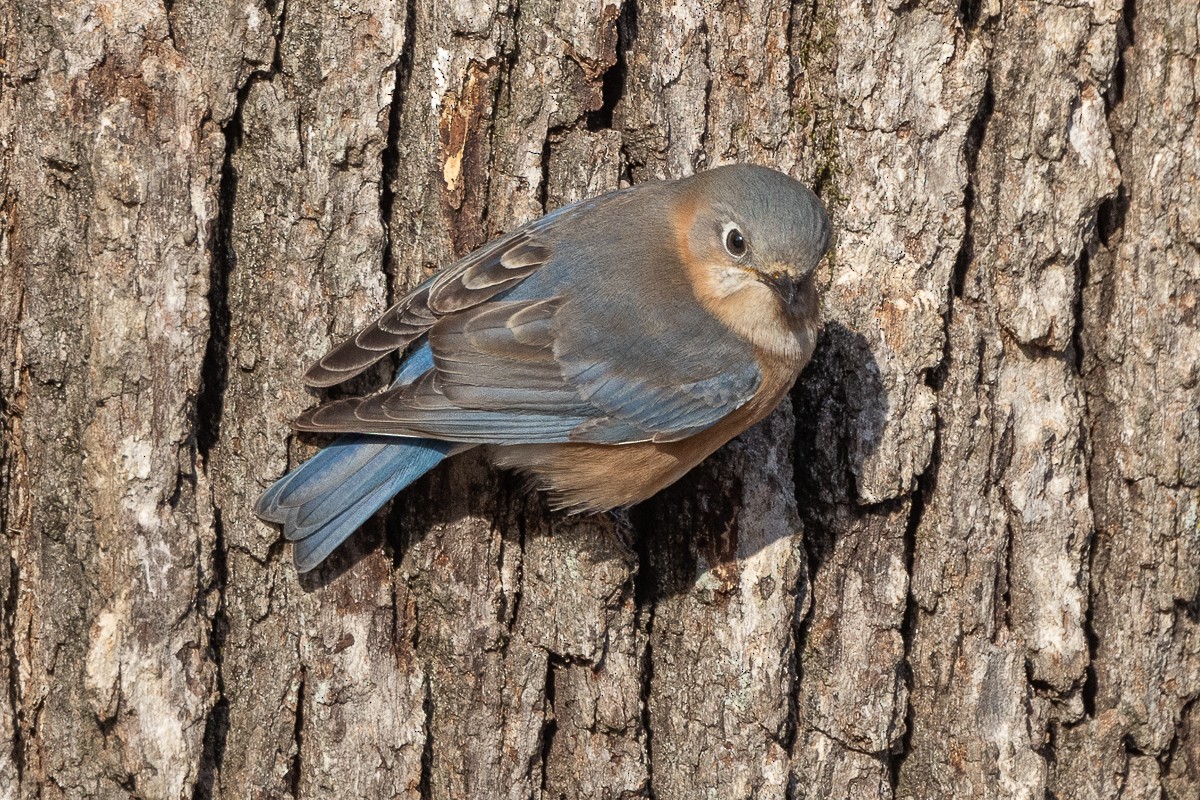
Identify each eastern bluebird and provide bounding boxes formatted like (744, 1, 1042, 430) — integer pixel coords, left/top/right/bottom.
(257, 164, 832, 571)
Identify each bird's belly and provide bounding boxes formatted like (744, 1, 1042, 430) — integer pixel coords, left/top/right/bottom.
(490, 439, 708, 511)
(490, 363, 798, 512)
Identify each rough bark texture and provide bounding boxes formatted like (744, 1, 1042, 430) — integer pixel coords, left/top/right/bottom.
(1, 0, 1197, 797)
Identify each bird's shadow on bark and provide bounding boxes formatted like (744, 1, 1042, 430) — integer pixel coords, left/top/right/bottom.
(633, 321, 887, 602)
(297, 321, 887, 600)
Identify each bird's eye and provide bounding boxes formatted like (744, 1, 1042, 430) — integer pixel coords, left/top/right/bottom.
(724, 227, 747, 258)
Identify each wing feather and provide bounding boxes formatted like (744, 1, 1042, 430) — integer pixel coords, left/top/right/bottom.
(293, 297, 761, 445)
(304, 235, 553, 387)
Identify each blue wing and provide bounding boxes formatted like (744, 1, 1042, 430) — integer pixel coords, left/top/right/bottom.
(302, 191, 629, 388)
(294, 293, 761, 445)
(254, 433, 456, 571)
(256, 344, 460, 572)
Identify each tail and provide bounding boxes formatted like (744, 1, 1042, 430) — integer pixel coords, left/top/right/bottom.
(255, 434, 456, 571)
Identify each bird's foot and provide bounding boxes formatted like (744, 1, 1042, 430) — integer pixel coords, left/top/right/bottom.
(605, 506, 639, 558)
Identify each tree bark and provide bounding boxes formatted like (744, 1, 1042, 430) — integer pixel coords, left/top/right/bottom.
(1, 0, 1197, 797)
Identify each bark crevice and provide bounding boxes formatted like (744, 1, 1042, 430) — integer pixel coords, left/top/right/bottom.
(191, 507, 229, 800)
(4, 551, 21, 787)
(379, 0, 419, 302)
(585, 0, 632, 132)
(888, 426, 936, 788)
(163, 0, 177, 49)
(195, 0, 283, 458)
(286, 668, 305, 798)
(633, 537, 657, 799)
(538, 657, 559, 792)
(958, 0, 984, 32)
(194, 99, 241, 462)
(952, 75, 993, 301)
(419, 676, 434, 800)
(696, 19, 713, 169)
(189, 26, 284, 782)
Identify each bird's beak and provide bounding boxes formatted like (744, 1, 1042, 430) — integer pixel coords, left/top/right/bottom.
(761, 269, 802, 307)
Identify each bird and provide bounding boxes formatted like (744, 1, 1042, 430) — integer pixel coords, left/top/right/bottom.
(255, 163, 832, 571)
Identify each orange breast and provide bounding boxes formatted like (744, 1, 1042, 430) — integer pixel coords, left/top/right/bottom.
(489, 355, 800, 512)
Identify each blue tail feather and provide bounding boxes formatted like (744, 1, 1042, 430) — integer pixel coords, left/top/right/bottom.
(255, 433, 456, 572)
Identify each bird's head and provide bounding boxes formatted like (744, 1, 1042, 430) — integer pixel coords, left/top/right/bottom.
(677, 164, 832, 362)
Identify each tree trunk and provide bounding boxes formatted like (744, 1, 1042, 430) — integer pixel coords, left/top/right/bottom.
(1, 0, 1197, 797)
